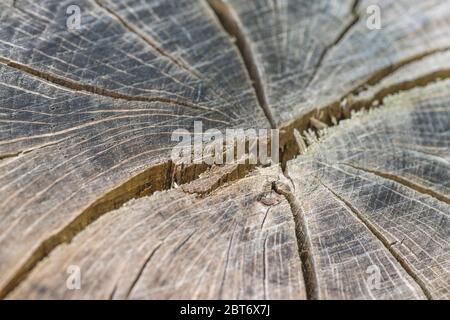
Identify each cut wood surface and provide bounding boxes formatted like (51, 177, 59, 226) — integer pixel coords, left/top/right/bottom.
(0, 0, 449, 299)
(10, 80, 450, 300)
(285, 81, 450, 300)
(11, 166, 306, 299)
(0, 0, 269, 297)
(209, 0, 450, 126)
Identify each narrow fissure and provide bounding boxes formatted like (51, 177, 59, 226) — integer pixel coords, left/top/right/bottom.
(3, 35, 450, 297)
(352, 46, 450, 91)
(341, 162, 450, 205)
(0, 139, 67, 163)
(181, 161, 257, 197)
(93, 0, 243, 109)
(0, 57, 216, 114)
(0, 160, 209, 299)
(125, 242, 162, 299)
(279, 63, 450, 169)
(205, 0, 277, 128)
(272, 181, 318, 300)
(317, 177, 433, 299)
(93, 0, 201, 79)
(304, 0, 361, 88)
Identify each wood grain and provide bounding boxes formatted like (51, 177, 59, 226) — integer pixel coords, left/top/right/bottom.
(0, 0, 269, 297)
(10, 166, 306, 299)
(207, 0, 450, 126)
(0, 0, 449, 299)
(285, 80, 450, 299)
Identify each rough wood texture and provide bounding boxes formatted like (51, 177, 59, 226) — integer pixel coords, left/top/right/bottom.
(11, 166, 306, 299)
(10, 80, 450, 299)
(0, 0, 269, 297)
(208, 0, 450, 126)
(285, 81, 450, 299)
(1, 0, 449, 299)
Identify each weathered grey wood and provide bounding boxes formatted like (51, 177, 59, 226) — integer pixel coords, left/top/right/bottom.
(208, 0, 450, 127)
(10, 80, 450, 300)
(285, 80, 450, 299)
(1, 0, 449, 300)
(0, 0, 270, 297)
(94, 0, 253, 107)
(10, 166, 306, 299)
(353, 49, 450, 105)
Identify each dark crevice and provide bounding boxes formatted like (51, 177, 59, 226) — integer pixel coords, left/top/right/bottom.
(172, 232, 195, 254)
(272, 180, 318, 300)
(125, 243, 162, 299)
(279, 63, 450, 169)
(93, 0, 201, 80)
(304, 0, 361, 89)
(4, 51, 449, 300)
(0, 57, 216, 114)
(316, 177, 433, 300)
(0, 140, 66, 162)
(108, 282, 118, 300)
(341, 162, 450, 205)
(352, 47, 450, 92)
(0, 151, 22, 161)
(182, 162, 257, 197)
(0, 160, 211, 299)
(206, 0, 276, 128)
(93, 0, 241, 108)
(4, 51, 449, 299)
(347, 68, 450, 116)
(3, 8, 450, 297)
(260, 207, 271, 230)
